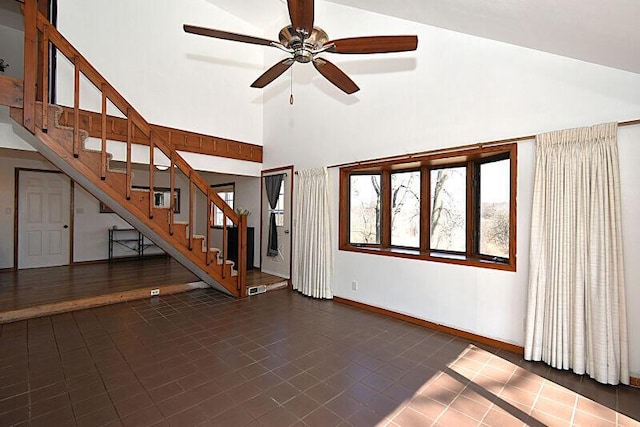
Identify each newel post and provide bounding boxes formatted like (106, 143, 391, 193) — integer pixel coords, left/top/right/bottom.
(237, 214, 248, 297)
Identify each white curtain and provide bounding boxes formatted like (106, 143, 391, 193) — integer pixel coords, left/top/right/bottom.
(292, 167, 333, 299)
(524, 122, 629, 385)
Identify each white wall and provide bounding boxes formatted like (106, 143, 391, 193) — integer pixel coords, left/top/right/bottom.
(55, 0, 265, 145)
(262, 3, 640, 376)
(0, 23, 23, 79)
(72, 185, 131, 262)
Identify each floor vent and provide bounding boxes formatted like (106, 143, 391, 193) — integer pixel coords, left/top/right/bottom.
(247, 285, 267, 296)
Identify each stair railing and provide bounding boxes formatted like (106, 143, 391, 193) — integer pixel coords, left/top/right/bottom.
(23, 0, 247, 296)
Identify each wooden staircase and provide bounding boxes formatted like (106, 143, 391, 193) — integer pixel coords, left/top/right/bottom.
(4, 1, 248, 297)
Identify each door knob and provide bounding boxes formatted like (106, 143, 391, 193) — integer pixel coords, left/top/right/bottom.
(284, 230, 289, 234)
(63, 225, 69, 229)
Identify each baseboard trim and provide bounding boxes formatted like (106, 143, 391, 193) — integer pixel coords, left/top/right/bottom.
(71, 254, 169, 266)
(0, 267, 16, 272)
(333, 296, 524, 355)
(70, 259, 110, 266)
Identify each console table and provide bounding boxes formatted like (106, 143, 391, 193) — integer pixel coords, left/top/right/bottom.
(108, 228, 163, 261)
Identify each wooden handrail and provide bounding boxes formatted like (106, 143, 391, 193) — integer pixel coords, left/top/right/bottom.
(25, 6, 247, 296)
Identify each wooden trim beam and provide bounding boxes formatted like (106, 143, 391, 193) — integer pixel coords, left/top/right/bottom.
(55, 105, 263, 163)
(334, 296, 524, 355)
(0, 282, 209, 324)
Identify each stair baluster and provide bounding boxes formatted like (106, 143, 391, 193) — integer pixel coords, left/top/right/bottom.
(169, 152, 175, 235)
(126, 108, 132, 200)
(100, 83, 107, 180)
(73, 55, 80, 157)
(149, 132, 155, 218)
(41, 23, 49, 132)
(206, 189, 211, 266)
(188, 172, 194, 251)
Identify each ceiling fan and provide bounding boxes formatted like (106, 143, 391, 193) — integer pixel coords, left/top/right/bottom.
(184, 0, 418, 95)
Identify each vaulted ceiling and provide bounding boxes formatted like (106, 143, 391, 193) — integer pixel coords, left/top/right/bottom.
(207, 0, 640, 74)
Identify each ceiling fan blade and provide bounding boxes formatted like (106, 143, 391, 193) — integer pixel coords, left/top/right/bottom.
(251, 59, 295, 88)
(313, 58, 359, 94)
(288, 0, 314, 36)
(184, 24, 277, 47)
(328, 35, 418, 54)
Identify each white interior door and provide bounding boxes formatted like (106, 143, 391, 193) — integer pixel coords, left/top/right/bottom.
(18, 171, 71, 269)
(261, 170, 291, 279)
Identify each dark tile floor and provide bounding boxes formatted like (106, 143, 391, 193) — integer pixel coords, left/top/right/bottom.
(0, 289, 638, 426)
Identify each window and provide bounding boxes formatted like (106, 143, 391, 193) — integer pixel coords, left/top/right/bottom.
(478, 157, 510, 260)
(391, 171, 420, 248)
(211, 183, 234, 227)
(340, 144, 517, 271)
(430, 167, 466, 252)
(349, 174, 381, 244)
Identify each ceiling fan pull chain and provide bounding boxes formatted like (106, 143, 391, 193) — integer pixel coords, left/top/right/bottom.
(289, 66, 295, 105)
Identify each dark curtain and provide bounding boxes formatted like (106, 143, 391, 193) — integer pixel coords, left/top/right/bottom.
(265, 174, 284, 257)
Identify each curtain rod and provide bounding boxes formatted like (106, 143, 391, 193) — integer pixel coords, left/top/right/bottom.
(327, 118, 640, 170)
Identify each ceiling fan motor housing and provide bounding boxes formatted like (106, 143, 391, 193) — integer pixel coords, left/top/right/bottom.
(279, 26, 328, 63)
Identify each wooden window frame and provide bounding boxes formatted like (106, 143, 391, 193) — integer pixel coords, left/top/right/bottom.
(339, 144, 517, 272)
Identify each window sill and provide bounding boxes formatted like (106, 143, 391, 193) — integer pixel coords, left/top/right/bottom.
(340, 244, 516, 272)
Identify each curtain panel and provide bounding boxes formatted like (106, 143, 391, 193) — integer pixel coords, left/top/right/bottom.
(524, 122, 629, 385)
(292, 168, 333, 299)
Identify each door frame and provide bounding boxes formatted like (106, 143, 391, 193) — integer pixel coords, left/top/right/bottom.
(260, 165, 294, 284)
(14, 168, 74, 270)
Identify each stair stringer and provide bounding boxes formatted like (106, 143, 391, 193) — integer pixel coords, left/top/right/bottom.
(11, 121, 233, 296)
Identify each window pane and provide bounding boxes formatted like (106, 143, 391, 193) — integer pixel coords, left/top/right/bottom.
(391, 171, 421, 247)
(430, 167, 466, 252)
(350, 175, 381, 244)
(213, 190, 234, 227)
(274, 182, 285, 227)
(479, 159, 510, 258)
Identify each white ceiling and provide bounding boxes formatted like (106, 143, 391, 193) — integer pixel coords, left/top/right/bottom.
(207, 0, 640, 75)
